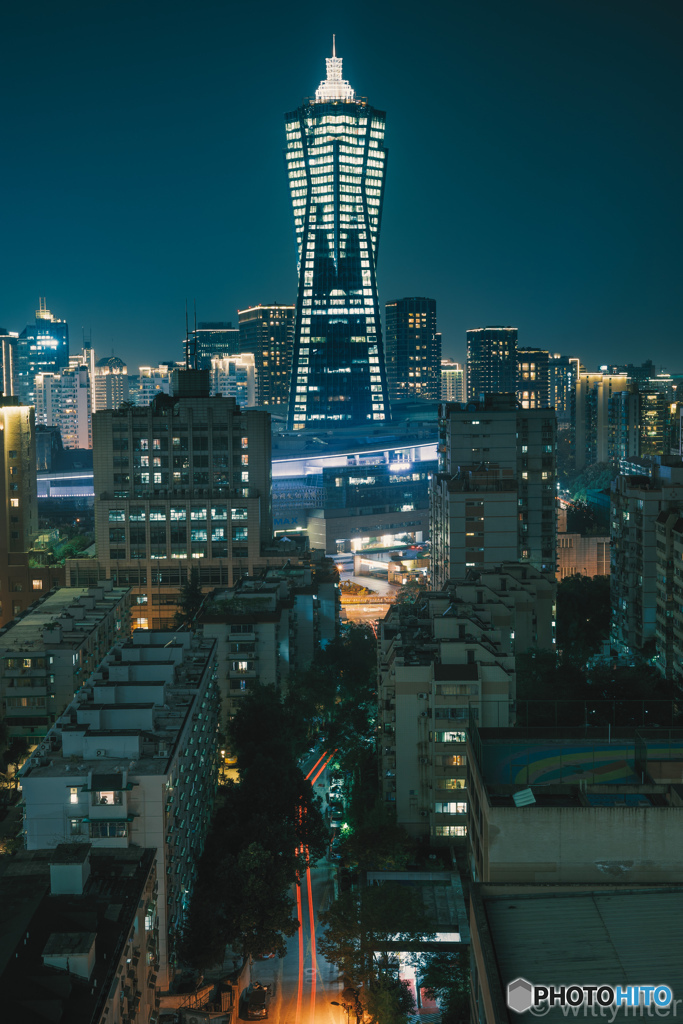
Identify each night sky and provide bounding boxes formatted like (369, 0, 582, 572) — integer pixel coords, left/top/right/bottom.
(2, 0, 682, 372)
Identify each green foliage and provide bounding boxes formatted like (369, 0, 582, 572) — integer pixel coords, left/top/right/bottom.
(319, 883, 433, 1022)
(2, 737, 29, 785)
(175, 567, 204, 626)
(419, 948, 470, 1024)
(556, 574, 611, 662)
(337, 802, 412, 872)
(565, 462, 616, 501)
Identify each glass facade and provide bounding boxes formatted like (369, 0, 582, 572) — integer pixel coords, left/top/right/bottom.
(16, 301, 69, 407)
(286, 47, 390, 428)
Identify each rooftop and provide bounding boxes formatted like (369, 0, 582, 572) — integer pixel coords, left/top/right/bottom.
(0, 846, 155, 1024)
(0, 585, 130, 653)
(474, 884, 683, 1023)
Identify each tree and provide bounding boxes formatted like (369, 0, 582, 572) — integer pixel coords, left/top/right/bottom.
(337, 802, 412, 872)
(175, 567, 204, 626)
(318, 882, 434, 1021)
(556, 574, 611, 662)
(419, 948, 470, 1024)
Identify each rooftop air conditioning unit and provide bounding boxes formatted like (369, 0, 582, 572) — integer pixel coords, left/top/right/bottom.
(96, 749, 106, 757)
(154, 749, 169, 759)
(418, 692, 428, 699)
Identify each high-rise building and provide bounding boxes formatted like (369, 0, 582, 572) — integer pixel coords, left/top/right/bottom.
(385, 297, 440, 404)
(516, 347, 550, 408)
(132, 363, 180, 406)
(430, 395, 557, 588)
(92, 354, 129, 411)
(0, 327, 18, 396)
(441, 360, 466, 402)
(285, 44, 391, 429)
(0, 396, 63, 628)
(610, 459, 683, 659)
(575, 370, 629, 469)
(549, 353, 579, 425)
(466, 327, 517, 401)
(16, 299, 69, 406)
(86, 370, 273, 624)
(35, 365, 92, 449)
(210, 353, 257, 407)
(237, 305, 294, 408)
(185, 321, 240, 369)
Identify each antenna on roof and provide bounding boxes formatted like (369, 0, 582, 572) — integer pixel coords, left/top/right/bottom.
(193, 299, 198, 371)
(332, 33, 336, 57)
(185, 300, 190, 371)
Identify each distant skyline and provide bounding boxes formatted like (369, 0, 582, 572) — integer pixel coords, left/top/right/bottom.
(1, 0, 682, 373)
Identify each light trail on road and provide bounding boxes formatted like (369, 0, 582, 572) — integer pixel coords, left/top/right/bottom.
(310, 750, 335, 786)
(305, 750, 329, 781)
(306, 865, 317, 1023)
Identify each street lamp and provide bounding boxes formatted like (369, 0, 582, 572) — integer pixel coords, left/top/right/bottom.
(331, 1001, 351, 1024)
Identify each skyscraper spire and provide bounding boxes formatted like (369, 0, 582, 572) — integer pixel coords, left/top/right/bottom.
(314, 38, 355, 103)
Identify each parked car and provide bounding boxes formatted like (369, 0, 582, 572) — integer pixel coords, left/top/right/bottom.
(247, 982, 270, 1020)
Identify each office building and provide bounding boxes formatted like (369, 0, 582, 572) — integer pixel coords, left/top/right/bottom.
(199, 561, 339, 722)
(378, 564, 555, 837)
(0, 327, 18, 396)
(385, 297, 440, 404)
(430, 396, 557, 588)
(237, 304, 294, 408)
(92, 354, 130, 411)
(20, 629, 220, 990)
(610, 458, 683, 658)
(210, 352, 257, 406)
(655, 508, 683, 680)
(441, 360, 466, 403)
(516, 347, 550, 408)
(132, 363, 180, 407)
(16, 299, 70, 407)
(285, 45, 391, 428)
(548, 353, 579, 425)
(0, 844, 159, 1024)
(466, 327, 517, 401)
(0, 396, 64, 629)
(0, 582, 131, 742)
(185, 320, 240, 369)
(467, 723, 683, 884)
(35, 365, 92, 449)
(575, 369, 629, 469)
(84, 371, 273, 623)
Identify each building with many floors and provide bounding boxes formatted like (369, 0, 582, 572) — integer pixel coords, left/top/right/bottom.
(185, 321, 240, 369)
(198, 560, 339, 723)
(20, 629, 220, 991)
(237, 304, 295, 409)
(548, 353, 579, 426)
(88, 370, 273, 624)
(285, 46, 391, 428)
(378, 564, 555, 838)
(466, 327, 517, 401)
(516, 347, 550, 409)
(0, 582, 131, 742)
(575, 369, 629, 469)
(0, 843, 159, 1024)
(440, 360, 466, 403)
(0, 396, 64, 629)
(385, 297, 441, 404)
(430, 396, 557, 588)
(610, 458, 683, 658)
(35, 365, 92, 449)
(210, 353, 257, 407)
(16, 300, 70, 407)
(655, 507, 683, 681)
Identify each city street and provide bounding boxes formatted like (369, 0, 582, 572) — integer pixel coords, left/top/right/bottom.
(251, 751, 345, 1024)
(339, 572, 399, 626)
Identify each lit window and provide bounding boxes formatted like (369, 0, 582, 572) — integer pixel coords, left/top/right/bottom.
(70, 787, 79, 805)
(10, 499, 19, 508)
(32, 579, 42, 591)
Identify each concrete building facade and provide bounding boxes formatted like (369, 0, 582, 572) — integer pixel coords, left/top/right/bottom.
(0, 582, 131, 741)
(430, 396, 557, 588)
(20, 629, 220, 990)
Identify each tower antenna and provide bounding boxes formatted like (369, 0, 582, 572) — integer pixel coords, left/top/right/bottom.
(193, 300, 198, 371)
(332, 34, 336, 57)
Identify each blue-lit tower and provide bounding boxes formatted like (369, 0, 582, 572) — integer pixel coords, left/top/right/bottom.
(285, 41, 390, 429)
(16, 298, 69, 406)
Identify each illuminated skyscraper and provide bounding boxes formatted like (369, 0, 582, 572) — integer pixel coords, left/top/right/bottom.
(285, 41, 390, 428)
(16, 299, 69, 406)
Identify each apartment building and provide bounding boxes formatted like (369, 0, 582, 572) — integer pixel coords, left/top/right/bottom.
(378, 563, 555, 838)
(575, 369, 629, 469)
(655, 508, 683, 680)
(0, 582, 131, 741)
(611, 458, 683, 658)
(198, 559, 339, 723)
(87, 369, 273, 624)
(430, 396, 556, 588)
(35, 365, 92, 449)
(20, 629, 220, 990)
(0, 844, 158, 1024)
